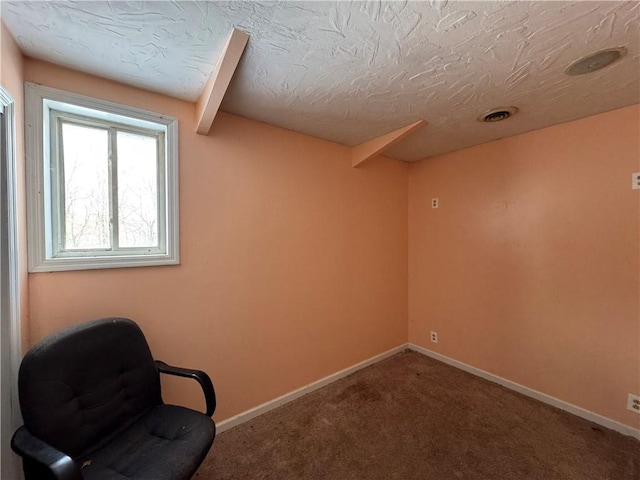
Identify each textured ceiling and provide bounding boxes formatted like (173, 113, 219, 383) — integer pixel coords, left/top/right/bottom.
(2, 1, 639, 161)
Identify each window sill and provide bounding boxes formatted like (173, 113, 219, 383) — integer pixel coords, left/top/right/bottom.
(29, 254, 180, 273)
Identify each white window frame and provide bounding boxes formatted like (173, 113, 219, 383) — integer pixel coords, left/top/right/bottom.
(25, 83, 179, 272)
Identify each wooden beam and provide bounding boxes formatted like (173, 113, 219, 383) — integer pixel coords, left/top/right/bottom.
(195, 28, 249, 135)
(351, 120, 427, 168)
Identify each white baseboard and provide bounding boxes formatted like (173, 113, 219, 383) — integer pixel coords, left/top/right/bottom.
(216, 344, 407, 433)
(408, 343, 640, 441)
(216, 342, 640, 441)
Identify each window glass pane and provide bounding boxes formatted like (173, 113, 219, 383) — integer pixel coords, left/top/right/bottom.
(116, 131, 158, 248)
(61, 122, 110, 250)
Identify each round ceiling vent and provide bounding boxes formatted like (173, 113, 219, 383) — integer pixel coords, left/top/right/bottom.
(477, 106, 518, 123)
(565, 47, 627, 76)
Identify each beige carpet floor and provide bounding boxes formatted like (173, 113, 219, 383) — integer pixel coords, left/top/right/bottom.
(195, 350, 640, 479)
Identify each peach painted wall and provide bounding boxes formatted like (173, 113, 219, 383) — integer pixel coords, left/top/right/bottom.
(0, 21, 28, 350)
(408, 105, 640, 429)
(24, 59, 409, 421)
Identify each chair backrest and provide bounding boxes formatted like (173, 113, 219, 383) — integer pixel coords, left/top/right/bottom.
(18, 318, 162, 457)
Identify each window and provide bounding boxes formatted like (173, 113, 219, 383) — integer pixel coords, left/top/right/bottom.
(25, 83, 179, 272)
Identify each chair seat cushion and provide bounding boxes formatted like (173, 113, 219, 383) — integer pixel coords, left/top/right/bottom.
(79, 405, 215, 480)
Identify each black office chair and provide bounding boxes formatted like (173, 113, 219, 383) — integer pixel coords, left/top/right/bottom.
(11, 317, 216, 480)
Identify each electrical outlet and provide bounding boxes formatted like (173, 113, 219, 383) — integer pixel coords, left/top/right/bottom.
(633, 172, 640, 190)
(627, 394, 640, 414)
(430, 331, 438, 343)
(431, 198, 439, 208)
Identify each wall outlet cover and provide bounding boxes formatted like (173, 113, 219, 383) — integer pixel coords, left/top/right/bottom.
(627, 393, 640, 414)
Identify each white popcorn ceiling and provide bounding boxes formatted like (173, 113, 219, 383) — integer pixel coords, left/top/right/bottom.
(3, 1, 639, 161)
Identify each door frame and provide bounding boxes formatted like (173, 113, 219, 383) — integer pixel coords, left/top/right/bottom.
(1, 85, 23, 479)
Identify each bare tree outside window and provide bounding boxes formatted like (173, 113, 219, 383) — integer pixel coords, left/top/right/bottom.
(117, 131, 158, 248)
(62, 123, 110, 250)
(59, 121, 160, 252)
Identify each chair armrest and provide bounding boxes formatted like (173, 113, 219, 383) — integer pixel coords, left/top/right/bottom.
(11, 426, 82, 480)
(155, 360, 217, 417)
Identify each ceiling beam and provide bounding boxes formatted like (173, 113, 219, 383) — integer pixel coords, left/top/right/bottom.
(351, 120, 427, 168)
(195, 28, 249, 135)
